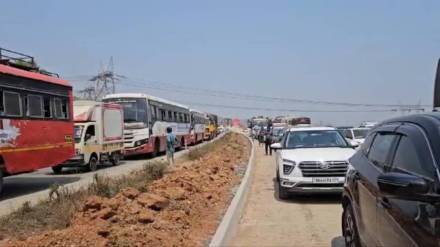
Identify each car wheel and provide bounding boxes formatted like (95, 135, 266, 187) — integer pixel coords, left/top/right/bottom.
(343, 203, 361, 247)
(88, 156, 98, 172)
(111, 153, 120, 166)
(52, 166, 63, 174)
(278, 181, 289, 200)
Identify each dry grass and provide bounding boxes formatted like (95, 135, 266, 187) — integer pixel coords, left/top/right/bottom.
(0, 160, 167, 240)
(0, 132, 240, 241)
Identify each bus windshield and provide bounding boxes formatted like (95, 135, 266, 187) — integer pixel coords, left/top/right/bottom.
(104, 98, 147, 125)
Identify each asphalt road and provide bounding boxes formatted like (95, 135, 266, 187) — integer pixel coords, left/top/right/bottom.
(231, 143, 345, 247)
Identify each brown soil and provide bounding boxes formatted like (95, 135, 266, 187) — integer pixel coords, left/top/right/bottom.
(3, 132, 250, 247)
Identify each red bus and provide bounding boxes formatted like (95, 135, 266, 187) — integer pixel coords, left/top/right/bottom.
(0, 48, 74, 193)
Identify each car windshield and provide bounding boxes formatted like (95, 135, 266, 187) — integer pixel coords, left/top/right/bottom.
(352, 129, 369, 139)
(286, 130, 348, 148)
(74, 125, 83, 144)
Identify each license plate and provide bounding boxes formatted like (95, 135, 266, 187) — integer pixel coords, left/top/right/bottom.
(312, 177, 340, 184)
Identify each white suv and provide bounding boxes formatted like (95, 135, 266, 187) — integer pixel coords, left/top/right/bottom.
(341, 127, 370, 147)
(271, 127, 356, 199)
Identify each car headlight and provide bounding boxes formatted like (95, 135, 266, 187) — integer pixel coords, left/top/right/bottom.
(282, 159, 296, 175)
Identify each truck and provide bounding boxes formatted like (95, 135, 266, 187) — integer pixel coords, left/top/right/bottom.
(53, 101, 124, 173)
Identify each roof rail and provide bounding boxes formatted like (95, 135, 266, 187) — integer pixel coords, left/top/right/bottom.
(0, 47, 59, 78)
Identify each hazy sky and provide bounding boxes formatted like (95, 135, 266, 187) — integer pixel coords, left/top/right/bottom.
(1, 0, 440, 125)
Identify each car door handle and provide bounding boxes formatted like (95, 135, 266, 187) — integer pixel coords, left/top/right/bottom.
(378, 197, 391, 209)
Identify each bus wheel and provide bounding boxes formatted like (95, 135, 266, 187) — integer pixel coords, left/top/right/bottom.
(88, 156, 98, 172)
(181, 137, 185, 149)
(111, 152, 120, 166)
(52, 166, 63, 174)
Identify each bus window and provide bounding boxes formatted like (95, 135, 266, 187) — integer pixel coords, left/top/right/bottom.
(160, 109, 166, 121)
(150, 105, 156, 121)
(61, 99, 69, 119)
(27, 94, 44, 118)
(179, 113, 183, 123)
(54, 97, 69, 119)
(184, 114, 188, 123)
(0, 90, 3, 113)
(168, 111, 172, 121)
(43, 96, 51, 118)
(174, 112, 177, 122)
(4, 91, 22, 117)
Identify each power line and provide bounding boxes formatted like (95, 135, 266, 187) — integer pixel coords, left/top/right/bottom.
(67, 74, 431, 108)
(172, 101, 405, 113)
(120, 77, 431, 108)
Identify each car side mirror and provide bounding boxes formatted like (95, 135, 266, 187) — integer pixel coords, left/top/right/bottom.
(271, 143, 282, 150)
(349, 140, 359, 148)
(378, 172, 430, 200)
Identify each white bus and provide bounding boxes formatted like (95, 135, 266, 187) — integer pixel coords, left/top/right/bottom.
(189, 109, 208, 145)
(103, 93, 191, 156)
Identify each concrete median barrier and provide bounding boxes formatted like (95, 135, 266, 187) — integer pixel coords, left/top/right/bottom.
(209, 134, 255, 247)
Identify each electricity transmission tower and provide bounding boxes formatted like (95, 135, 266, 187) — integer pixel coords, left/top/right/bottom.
(78, 57, 125, 101)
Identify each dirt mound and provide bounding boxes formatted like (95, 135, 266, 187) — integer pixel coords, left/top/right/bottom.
(4, 132, 250, 247)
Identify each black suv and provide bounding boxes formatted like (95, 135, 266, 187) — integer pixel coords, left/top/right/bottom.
(342, 113, 440, 247)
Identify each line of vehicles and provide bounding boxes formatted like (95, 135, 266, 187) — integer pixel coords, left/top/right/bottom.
(0, 48, 227, 194)
(266, 113, 440, 246)
(269, 117, 440, 246)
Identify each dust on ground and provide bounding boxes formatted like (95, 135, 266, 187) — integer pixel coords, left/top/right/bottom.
(3, 132, 250, 247)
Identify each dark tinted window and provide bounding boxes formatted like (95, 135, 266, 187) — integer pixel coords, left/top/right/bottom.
(392, 135, 436, 179)
(159, 109, 166, 121)
(361, 132, 376, 155)
(150, 105, 156, 121)
(368, 133, 396, 168)
(43, 96, 51, 118)
(27, 94, 43, 117)
(4, 91, 22, 116)
(54, 98, 69, 119)
(0, 90, 3, 112)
